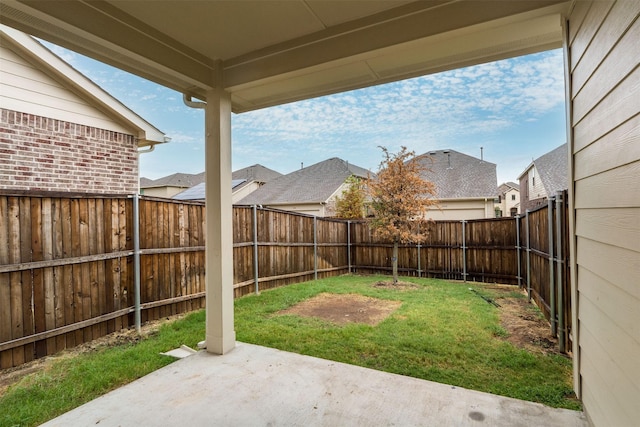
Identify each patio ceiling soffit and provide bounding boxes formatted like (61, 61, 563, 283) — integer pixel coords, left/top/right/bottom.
(0, 1, 570, 113)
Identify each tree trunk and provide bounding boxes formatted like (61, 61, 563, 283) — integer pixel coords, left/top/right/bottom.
(392, 240, 398, 284)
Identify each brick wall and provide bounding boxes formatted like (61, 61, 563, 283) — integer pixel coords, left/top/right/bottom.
(0, 109, 138, 194)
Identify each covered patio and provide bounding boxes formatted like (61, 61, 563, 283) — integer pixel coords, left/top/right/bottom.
(41, 342, 586, 427)
(2, 1, 638, 425)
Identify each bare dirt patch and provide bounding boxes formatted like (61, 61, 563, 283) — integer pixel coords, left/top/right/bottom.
(278, 293, 402, 326)
(0, 314, 185, 396)
(498, 295, 561, 356)
(476, 284, 562, 356)
(372, 280, 419, 290)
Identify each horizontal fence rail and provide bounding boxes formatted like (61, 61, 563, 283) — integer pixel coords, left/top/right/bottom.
(1, 191, 571, 368)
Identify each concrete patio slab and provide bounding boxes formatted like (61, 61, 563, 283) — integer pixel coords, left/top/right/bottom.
(42, 342, 587, 427)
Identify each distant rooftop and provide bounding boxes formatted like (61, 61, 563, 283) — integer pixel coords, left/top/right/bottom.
(171, 164, 282, 201)
(140, 172, 205, 189)
(239, 157, 371, 205)
(528, 143, 568, 195)
(412, 149, 497, 199)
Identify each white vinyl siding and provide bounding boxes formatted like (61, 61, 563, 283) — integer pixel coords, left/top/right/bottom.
(0, 43, 131, 134)
(568, 1, 640, 426)
(527, 166, 548, 201)
(424, 199, 494, 221)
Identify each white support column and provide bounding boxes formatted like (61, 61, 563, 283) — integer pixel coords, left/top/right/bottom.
(204, 78, 236, 354)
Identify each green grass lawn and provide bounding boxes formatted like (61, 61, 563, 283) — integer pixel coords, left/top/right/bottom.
(0, 275, 580, 426)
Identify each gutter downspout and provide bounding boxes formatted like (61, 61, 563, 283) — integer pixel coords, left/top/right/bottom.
(137, 144, 156, 154)
(183, 94, 206, 109)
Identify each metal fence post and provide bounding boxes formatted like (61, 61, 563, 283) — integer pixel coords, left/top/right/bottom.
(416, 221, 422, 278)
(253, 205, 259, 295)
(347, 220, 352, 274)
(132, 193, 141, 334)
(516, 215, 522, 288)
(461, 220, 467, 282)
(548, 197, 557, 336)
(525, 209, 531, 301)
(313, 216, 318, 280)
(556, 191, 565, 352)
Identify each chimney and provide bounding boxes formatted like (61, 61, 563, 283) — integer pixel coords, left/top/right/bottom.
(480, 146, 484, 161)
(443, 150, 451, 169)
(301, 162, 304, 169)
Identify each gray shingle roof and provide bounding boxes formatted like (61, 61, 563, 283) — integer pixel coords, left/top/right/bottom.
(139, 177, 154, 188)
(231, 164, 282, 192)
(498, 181, 520, 195)
(232, 164, 282, 182)
(141, 172, 206, 189)
(533, 143, 568, 195)
(411, 149, 497, 199)
(238, 158, 371, 205)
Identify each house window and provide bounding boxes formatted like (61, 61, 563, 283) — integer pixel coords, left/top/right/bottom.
(510, 207, 518, 217)
(511, 194, 516, 201)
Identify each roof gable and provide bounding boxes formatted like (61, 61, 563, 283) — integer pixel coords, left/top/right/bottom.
(412, 149, 497, 199)
(239, 157, 371, 205)
(0, 25, 167, 147)
(232, 164, 282, 191)
(533, 143, 568, 195)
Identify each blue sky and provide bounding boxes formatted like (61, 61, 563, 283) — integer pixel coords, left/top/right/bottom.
(44, 42, 567, 184)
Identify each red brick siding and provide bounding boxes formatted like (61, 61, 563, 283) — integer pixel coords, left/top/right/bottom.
(0, 109, 138, 194)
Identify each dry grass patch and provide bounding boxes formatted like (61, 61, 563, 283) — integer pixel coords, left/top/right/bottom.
(278, 293, 401, 326)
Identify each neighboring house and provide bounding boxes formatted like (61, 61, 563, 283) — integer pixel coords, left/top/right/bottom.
(140, 172, 205, 198)
(0, 25, 167, 195)
(230, 164, 282, 203)
(495, 182, 520, 217)
(518, 143, 567, 212)
(238, 158, 371, 216)
(172, 164, 282, 203)
(412, 149, 498, 220)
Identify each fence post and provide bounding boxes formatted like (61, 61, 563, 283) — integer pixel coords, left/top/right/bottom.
(461, 220, 467, 282)
(347, 220, 352, 274)
(132, 193, 141, 334)
(525, 209, 531, 301)
(313, 216, 318, 280)
(253, 205, 259, 295)
(516, 215, 522, 288)
(555, 191, 565, 352)
(548, 197, 557, 336)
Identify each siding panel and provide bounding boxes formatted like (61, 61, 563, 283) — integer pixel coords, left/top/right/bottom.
(571, 0, 639, 96)
(580, 331, 637, 426)
(575, 208, 640, 252)
(574, 161, 640, 209)
(569, 0, 614, 72)
(573, 116, 639, 180)
(0, 45, 130, 133)
(573, 66, 640, 150)
(576, 237, 640, 300)
(579, 268, 639, 344)
(572, 15, 640, 122)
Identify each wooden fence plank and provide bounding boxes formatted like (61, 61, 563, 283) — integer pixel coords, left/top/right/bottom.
(0, 196, 12, 368)
(51, 198, 65, 352)
(19, 197, 34, 362)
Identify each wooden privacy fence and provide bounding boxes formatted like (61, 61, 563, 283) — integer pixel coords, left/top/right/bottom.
(0, 193, 207, 369)
(1, 191, 570, 368)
